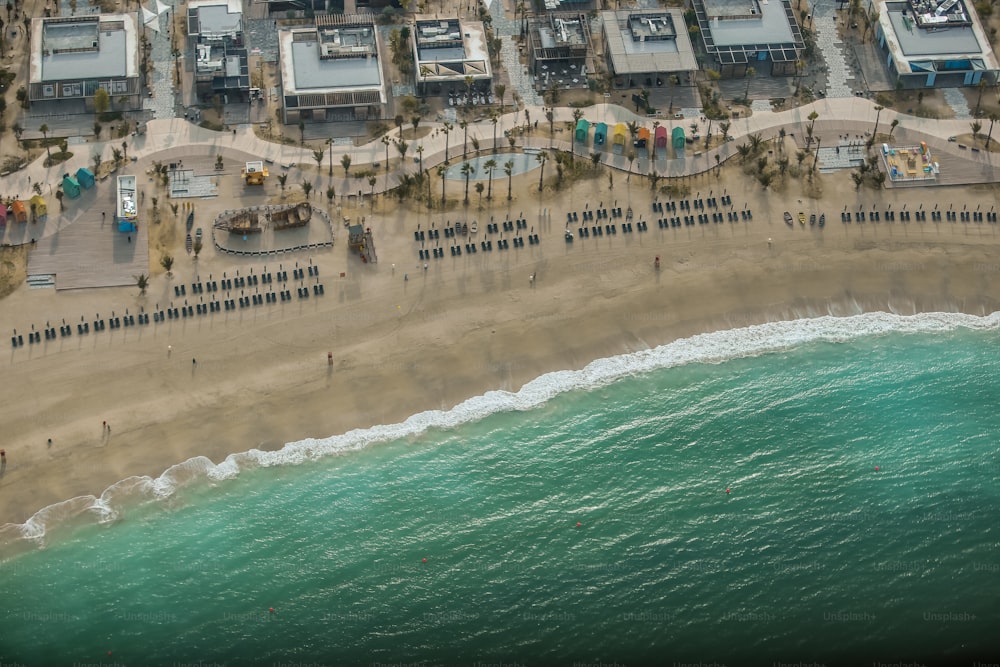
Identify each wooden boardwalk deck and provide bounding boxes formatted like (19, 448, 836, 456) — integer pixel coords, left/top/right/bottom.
(26, 190, 150, 290)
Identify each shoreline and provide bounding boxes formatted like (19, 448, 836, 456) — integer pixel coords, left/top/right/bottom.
(2, 282, 998, 539)
(2, 156, 1000, 536)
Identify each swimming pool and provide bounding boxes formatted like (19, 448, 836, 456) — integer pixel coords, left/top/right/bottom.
(443, 151, 544, 180)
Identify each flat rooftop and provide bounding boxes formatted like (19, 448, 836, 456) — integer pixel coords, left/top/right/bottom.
(602, 10, 697, 73)
(188, 0, 243, 37)
(31, 15, 138, 83)
(414, 17, 491, 80)
(702, 0, 795, 46)
(537, 15, 588, 49)
(875, 0, 999, 71)
(885, 1, 982, 55)
(279, 23, 385, 98)
(291, 42, 382, 88)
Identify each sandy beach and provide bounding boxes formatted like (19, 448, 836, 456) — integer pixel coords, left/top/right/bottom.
(2, 140, 999, 533)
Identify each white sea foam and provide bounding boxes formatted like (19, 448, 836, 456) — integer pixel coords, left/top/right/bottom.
(3, 311, 998, 547)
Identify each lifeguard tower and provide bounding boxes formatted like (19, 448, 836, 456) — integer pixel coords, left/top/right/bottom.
(242, 161, 269, 186)
(347, 223, 377, 263)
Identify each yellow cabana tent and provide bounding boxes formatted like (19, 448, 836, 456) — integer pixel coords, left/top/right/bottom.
(612, 123, 627, 146)
(30, 194, 48, 221)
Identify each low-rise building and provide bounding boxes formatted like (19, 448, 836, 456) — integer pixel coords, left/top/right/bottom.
(690, 0, 803, 77)
(28, 14, 141, 113)
(601, 9, 697, 89)
(278, 14, 386, 123)
(412, 17, 492, 95)
(528, 13, 594, 90)
(872, 0, 999, 87)
(187, 0, 250, 100)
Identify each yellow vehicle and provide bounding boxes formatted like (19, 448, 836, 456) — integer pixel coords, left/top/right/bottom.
(242, 161, 269, 186)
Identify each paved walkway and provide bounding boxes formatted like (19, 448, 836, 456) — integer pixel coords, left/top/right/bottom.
(490, 0, 542, 107)
(143, 0, 179, 121)
(810, 3, 854, 99)
(3, 97, 998, 249)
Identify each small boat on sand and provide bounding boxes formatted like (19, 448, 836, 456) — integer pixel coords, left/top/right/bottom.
(798, 211, 806, 226)
(819, 214, 825, 228)
(784, 211, 793, 227)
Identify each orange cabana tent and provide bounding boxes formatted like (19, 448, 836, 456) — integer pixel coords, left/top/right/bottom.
(11, 200, 28, 223)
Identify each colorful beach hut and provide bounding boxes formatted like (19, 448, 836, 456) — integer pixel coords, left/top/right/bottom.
(76, 167, 96, 189)
(30, 195, 48, 222)
(636, 127, 650, 148)
(11, 200, 28, 223)
(654, 126, 668, 150)
(612, 123, 627, 147)
(672, 127, 686, 152)
(62, 173, 82, 199)
(594, 122, 607, 145)
(575, 118, 591, 145)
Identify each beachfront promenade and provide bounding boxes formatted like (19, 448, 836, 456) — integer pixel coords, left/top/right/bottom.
(3, 98, 997, 247)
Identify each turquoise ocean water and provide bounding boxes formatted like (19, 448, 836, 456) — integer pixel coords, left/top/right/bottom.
(2, 313, 999, 666)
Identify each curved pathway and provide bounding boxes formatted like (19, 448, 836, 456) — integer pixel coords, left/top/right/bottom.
(3, 98, 996, 247)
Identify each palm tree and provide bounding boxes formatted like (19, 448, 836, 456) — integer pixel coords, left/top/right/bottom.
(806, 111, 819, 147)
(411, 115, 421, 135)
(590, 152, 601, 169)
(92, 152, 102, 174)
(136, 273, 149, 294)
(381, 135, 391, 173)
(985, 113, 999, 149)
(461, 162, 475, 204)
(368, 176, 377, 206)
(484, 158, 497, 199)
(720, 121, 731, 143)
(437, 164, 448, 205)
(889, 119, 899, 139)
(971, 120, 982, 141)
(475, 181, 485, 208)
(744, 67, 755, 101)
(491, 112, 499, 154)
(326, 138, 334, 177)
(341, 154, 352, 178)
(313, 148, 324, 172)
(416, 145, 424, 175)
(442, 121, 453, 163)
(546, 109, 554, 147)
(327, 186, 336, 206)
(460, 120, 469, 157)
(277, 173, 287, 197)
(536, 152, 547, 191)
(974, 78, 988, 116)
(56, 189, 65, 211)
(396, 140, 409, 167)
(40, 124, 51, 159)
(121, 140, 128, 162)
(495, 83, 506, 112)
(504, 159, 514, 200)
(302, 181, 312, 199)
(873, 105, 884, 137)
(112, 147, 123, 166)
(571, 108, 584, 160)
(626, 150, 636, 182)
(161, 254, 174, 275)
